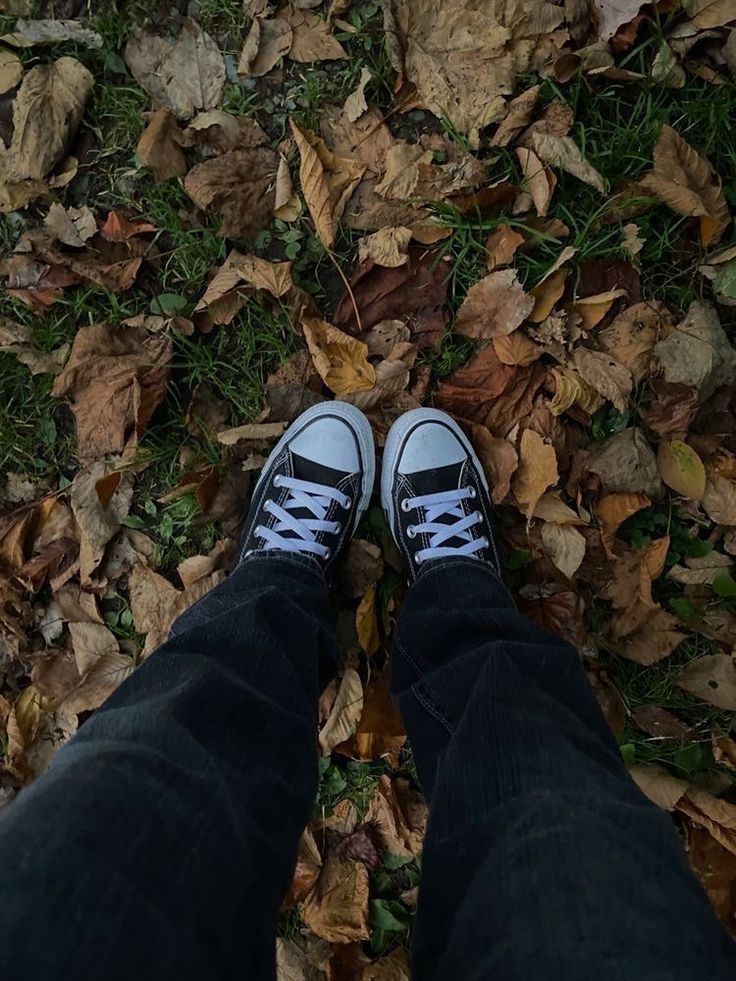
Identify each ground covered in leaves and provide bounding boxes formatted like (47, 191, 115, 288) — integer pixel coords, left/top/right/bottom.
(1, 0, 736, 973)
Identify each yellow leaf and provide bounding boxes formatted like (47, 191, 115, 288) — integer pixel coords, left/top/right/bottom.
(657, 440, 706, 500)
(301, 316, 376, 396)
(318, 668, 364, 755)
(540, 522, 586, 579)
(530, 267, 568, 322)
(512, 429, 558, 519)
(356, 585, 380, 656)
(548, 366, 604, 417)
(357, 226, 412, 267)
(290, 119, 365, 248)
(596, 492, 650, 554)
(492, 330, 541, 366)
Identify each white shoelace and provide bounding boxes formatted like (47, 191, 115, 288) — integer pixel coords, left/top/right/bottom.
(402, 487, 488, 564)
(255, 474, 351, 560)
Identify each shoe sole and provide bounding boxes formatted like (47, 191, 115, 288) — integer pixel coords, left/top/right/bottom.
(380, 407, 490, 536)
(255, 400, 376, 534)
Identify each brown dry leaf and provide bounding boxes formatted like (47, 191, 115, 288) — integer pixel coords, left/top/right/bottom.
(702, 472, 736, 526)
(526, 132, 606, 193)
(633, 705, 695, 742)
(282, 6, 347, 62)
(238, 15, 293, 77)
(52, 323, 172, 461)
(454, 269, 535, 340)
(491, 85, 540, 147)
(300, 852, 370, 944)
(70, 462, 134, 584)
(290, 120, 365, 249)
(344, 66, 372, 122)
(548, 366, 604, 417)
(217, 422, 286, 446)
(177, 540, 228, 589)
(137, 108, 190, 182)
(630, 763, 689, 811)
(677, 654, 736, 711)
(657, 440, 706, 500)
(44, 203, 96, 248)
(654, 301, 736, 404)
(571, 347, 633, 412)
(621, 221, 645, 260)
(570, 289, 625, 332)
(356, 585, 380, 657)
(100, 212, 157, 243)
(0, 319, 68, 375)
(393, 0, 564, 147)
(529, 267, 569, 323)
(463, 423, 518, 505)
(357, 226, 412, 268)
(540, 522, 586, 579)
(587, 428, 663, 497)
(0, 48, 22, 94)
(620, 608, 687, 666)
(366, 775, 427, 858)
(516, 146, 556, 217)
(184, 146, 280, 239)
(318, 668, 364, 755)
(281, 825, 323, 909)
(339, 539, 384, 598)
(364, 949, 411, 981)
(5, 57, 93, 183)
(302, 316, 375, 396)
(492, 331, 542, 367)
(687, 824, 736, 936)
(435, 347, 514, 423)
(598, 301, 672, 384)
(591, 0, 646, 39)
(596, 492, 650, 553)
(333, 251, 450, 348)
(338, 665, 406, 765)
(485, 224, 525, 271)
(640, 125, 730, 246)
(186, 110, 269, 153)
(513, 429, 558, 519)
(124, 19, 226, 120)
(344, 341, 416, 411)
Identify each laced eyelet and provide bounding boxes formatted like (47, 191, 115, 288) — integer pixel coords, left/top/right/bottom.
(255, 525, 265, 537)
(273, 475, 282, 487)
(474, 510, 482, 520)
(264, 500, 273, 514)
(341, 494, 352, 509)
(401, 498, 412, 512)
(323, 547, 332, 560)
(468, 486, 477, 499)
(407, 525, 417, 539)
(480, 536, 489, 548)
(333, 522, 342, 534)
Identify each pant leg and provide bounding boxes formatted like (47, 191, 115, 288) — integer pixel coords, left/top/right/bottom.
(392, 558, 736, 981)
(0, 552, 335, 981)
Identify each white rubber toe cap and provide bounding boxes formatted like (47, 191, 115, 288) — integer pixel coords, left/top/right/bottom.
(397, 421, 468, 474)
(290, 416, 361, 473)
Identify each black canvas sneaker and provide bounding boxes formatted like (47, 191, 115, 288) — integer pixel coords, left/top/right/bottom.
(240, 402, 375, 575)
(381, 408, 502, 582)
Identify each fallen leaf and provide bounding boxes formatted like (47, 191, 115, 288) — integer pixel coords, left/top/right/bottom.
(570, 289, 626, 332)
(621, 221, 645, 260)
(43, 203, 97, 248)
(548, 366, 604, 417)
(282, 825, 323, 909)
(344, 66, 372, 122)
(137, 107, 190, 182)
(591, 0, 646, 40)
(702, 472, 736, 526)
(238, 15, 293, 77)
(124, 19, 226, 120)
(5, 56, 93, 182)
(290, 120, 365, 249)
(571, 347, 633, 412)
(513, 429, 558, 519)
(630, 763, 688, 811)
(596, 492, 650, 553)
(177, 540, 228, 589)
(526, 131, 606, 193)
(0, 318, 68, 375)
(337, 665, 406, 765)
(454, 269, 535, 340)
(302, 316, 376, 396)
(516, 146, 556, 216)
(333, 251, 449, 348)
(491, 85, 540, 147)
(657, 440, 706, 500)
(344, 340, 416, 411)
(0, 48, 22, 94)
(184, 145, 280, 239)
(357, 226, 412, 268)
(339, 539, 384, 598)
(492, 331, 542, 367)
(619, 608, 687, 666)
(70, 462, 134, 584)
(485, 224, 525, 271)
(300, 852, 370, 944)
(654, 301, 736, 404)
(366, 775, 427, 858)
(0, 18, 103, 48)
(677, 654, 736, 711)
(587, 428, 663, 497)
(364, 948, 411, 981)
(640, 125, 730, 246)
(356, 585, 380, 656)
(529, 268, 569, 323)
(541, 522, 586, 578)
(598, 301, 673, 384)
(100, 212, 157, 243)
(52, 322, 172, 461)
(319, 668, 364, 755)
(632, 705, 695, 742)
(687, 825, 736, 936)
(282, 6, 347, 62)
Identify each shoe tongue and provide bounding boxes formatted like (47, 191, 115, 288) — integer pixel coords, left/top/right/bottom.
(408, 462, 475, 551)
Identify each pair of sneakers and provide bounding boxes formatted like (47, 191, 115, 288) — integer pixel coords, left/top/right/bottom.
(240, 403, 501, 582)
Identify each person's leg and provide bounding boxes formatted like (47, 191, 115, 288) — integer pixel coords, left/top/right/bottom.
(382, 409, 736, 981)
(0, 401, 375, 981)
